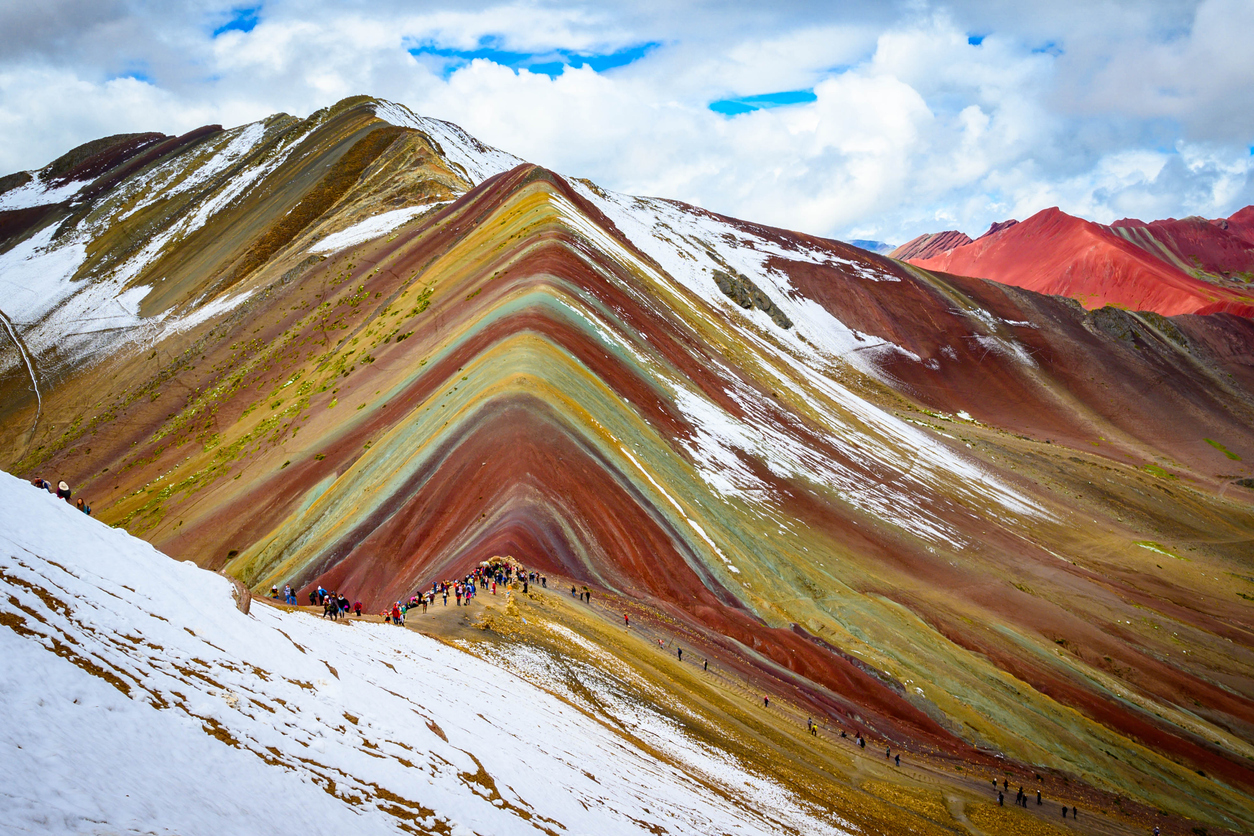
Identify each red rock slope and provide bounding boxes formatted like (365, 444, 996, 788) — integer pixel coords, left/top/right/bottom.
(894, 206, 1254, 316)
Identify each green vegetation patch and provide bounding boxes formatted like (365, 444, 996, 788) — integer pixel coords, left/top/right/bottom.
(1142, 464, 1176, 479)
(1204, 438, 1242, 461)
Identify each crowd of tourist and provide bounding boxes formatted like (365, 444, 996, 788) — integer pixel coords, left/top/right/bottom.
(272, 559, 548, 627)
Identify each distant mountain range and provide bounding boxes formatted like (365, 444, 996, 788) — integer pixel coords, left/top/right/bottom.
(892, 206, 1254, 316)
(845, 238, 894, 254)
(3, 96, 1254, 833)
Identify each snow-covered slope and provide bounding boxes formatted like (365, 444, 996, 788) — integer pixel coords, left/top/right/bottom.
(0, 470, 846, 835)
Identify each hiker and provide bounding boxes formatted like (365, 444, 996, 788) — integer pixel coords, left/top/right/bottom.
(309, 590, 317, 606)
(998, 792, 1004, 806)
(703, 660, 708, 671)
(1062, 806, 1067, 819)
(56, 481, 71, 500)
(859, 736, 865, 749)
(75, 498, 91, 515)
(571, 585, 577, 597)
(886, 747, 891, 759)
(1036, 789, 1041, 805)
(677, 648, 682, 661)
(763, 696, 769, 708)
(624, 613, 629, 627)
(541, 576, 546, 588)
(270, 586, 279, 599)
(354, 601, 362, 617)
(392, 603, 402, 625)
(895, 754, 900, 766)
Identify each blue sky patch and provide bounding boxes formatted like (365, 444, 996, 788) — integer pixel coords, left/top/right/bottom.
(407, 37, 658, 79)
(967, 34, 985, 46)
(111, 60, 153, 84)
(213, 7, 260, 38)
(709, 89, 817, 116)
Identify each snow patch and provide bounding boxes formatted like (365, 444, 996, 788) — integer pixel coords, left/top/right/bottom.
(310, 203, 448, 253)
(0, 470, 851, 836)
(0, 172, 93, 211)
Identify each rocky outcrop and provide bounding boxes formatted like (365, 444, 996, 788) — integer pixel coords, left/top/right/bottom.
(713, 268, 792, 328)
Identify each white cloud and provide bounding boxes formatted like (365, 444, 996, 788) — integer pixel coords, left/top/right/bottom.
(0, 1, 1250, 246)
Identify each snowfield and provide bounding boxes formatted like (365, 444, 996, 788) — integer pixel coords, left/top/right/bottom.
(0, 470, 848, 836)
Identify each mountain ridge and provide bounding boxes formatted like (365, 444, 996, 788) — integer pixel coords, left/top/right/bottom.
(892, 204, 1254, 316)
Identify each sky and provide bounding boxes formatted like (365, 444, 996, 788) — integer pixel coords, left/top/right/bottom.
(1, 0, 1252, 246)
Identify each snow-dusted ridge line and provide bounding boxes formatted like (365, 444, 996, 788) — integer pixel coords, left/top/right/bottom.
(0, 117, 315, 380)
(557, 181, 1053, 541)
(372, 100, 525, 186)
(0, 471, 848, 836)
(0, 171, 94, 211)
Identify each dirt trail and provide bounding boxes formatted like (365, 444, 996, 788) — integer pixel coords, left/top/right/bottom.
(256, 586, 1196, 836)
(0, 306, 41, 450)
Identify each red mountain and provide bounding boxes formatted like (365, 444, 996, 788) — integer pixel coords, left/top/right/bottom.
(892, 206, 1254, 316)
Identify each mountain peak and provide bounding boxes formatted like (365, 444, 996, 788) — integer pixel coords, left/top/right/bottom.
(901, 204, 1254, 315)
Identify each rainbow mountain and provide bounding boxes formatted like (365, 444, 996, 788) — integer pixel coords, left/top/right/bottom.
(3, 96, 1254, 834)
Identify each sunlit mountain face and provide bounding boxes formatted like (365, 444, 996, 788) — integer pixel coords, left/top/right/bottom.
(4, 96, 1254, 835)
